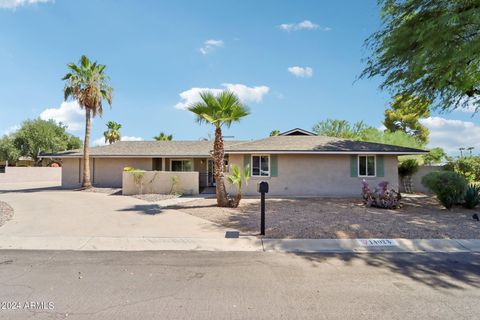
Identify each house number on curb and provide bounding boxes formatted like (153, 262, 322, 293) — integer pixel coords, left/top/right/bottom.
(357, 239, 398, 247)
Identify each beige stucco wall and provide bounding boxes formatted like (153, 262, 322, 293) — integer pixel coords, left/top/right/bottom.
(61, 157, 153, 188)
(226, 154, 399, 197)
(0, 167, 61, 184)
(122, 171, 199, 195)
(399, 165, 444, 193)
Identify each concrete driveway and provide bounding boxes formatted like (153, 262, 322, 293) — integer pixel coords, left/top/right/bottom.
(0, 182, 229, 241)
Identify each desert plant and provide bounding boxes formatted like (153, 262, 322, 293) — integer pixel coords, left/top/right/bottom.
(123, 166, 135, 172)
(421, 171, 468, 210)
(169, 175, 181, 195)
(361, 180, 401, 209)
(226, 164, 250, 208)
(463, 184, 480, 209)
(398, 159, 419, 193)
(128, 169, 145, 194)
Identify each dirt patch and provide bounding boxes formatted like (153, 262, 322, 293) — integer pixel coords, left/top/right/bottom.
(0, 200, 14, 227)
(177, 195, 480, 239)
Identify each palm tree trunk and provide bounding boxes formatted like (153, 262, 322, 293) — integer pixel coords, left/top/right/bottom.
(82, 108, 92, 188)
(214, 127, 229, 207)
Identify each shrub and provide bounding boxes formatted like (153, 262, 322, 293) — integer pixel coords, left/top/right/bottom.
(444, 156, 480, 183)
(361, 180, 401, 209)
(463, 184, 480, 209)
(398, 159, 419, 177)
(421, 171, 468, 209)
(123, 166, 135, 172)
(398, 159, 419, 193)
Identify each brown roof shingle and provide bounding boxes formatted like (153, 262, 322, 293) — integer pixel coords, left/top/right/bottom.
(224, 136, 426, 154)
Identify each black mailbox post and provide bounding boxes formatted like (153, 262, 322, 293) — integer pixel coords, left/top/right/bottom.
(257, 181, 269, 235)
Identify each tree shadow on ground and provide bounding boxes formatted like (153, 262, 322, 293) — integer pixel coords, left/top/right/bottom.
(293, 252, 480, 290)
(116, 204, 165, 215)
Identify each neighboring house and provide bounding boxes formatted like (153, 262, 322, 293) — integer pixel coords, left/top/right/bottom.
(42, 128, 426, 196)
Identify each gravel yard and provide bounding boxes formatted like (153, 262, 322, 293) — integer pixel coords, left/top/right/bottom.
(176, 195, 480, 239)
(0, 200, 13, 227)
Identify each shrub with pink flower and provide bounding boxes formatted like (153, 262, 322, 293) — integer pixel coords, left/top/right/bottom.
(361, 180, 401, 209)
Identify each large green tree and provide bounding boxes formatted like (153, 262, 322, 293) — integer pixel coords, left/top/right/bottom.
(312, 118, 426, 149)
(0, 135, 21, 164)
(104, 121, 122, 144)
(312, 119, 374, 139)
(0, 119, 82, 165)
(384, 95, 431, 143)
(63, 55, 113, 188)
(188, 90, 250, 207)
(361, 0, 480, 112)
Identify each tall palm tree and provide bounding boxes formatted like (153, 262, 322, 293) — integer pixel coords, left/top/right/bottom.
(104, 121, 122, 144)
(188, 90, 250, 207)
(153, 132, 173, 141)
(63, 55, 113, 188)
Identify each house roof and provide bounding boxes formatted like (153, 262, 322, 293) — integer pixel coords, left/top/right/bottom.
(279, 128, 316, 136)
(43, 140, 246, 158)
(224, 136, 427, 154)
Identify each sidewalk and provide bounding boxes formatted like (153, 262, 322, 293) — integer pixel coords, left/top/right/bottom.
(1, 235, 479, 253)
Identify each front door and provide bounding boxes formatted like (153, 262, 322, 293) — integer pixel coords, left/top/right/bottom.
(207, 159, 215, 187)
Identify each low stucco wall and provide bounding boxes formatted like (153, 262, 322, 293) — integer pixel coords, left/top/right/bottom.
(399, 165, 445, 193)
(122, 171, 199, 195)
(226, 154, 399, 197)
(61, 158, 153, 188)
(0, 167, 61, 184)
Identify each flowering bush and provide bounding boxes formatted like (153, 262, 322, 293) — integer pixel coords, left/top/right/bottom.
(361, 180, 401, 209)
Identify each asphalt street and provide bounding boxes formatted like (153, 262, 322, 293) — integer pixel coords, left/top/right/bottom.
(0, 250, 479, 319)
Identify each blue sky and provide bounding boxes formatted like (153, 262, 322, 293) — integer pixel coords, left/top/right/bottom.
(0, 0, 479, 154)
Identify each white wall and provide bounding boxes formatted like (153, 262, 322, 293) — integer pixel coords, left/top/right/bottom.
(122, 171, 199, 195)
(226, 154, 399, 197)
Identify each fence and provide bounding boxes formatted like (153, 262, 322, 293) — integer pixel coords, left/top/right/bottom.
(0, 167, 61, 184)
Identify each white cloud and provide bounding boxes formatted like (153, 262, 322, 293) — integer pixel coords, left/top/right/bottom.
(174, 83, 270, 110)
(420, 116, 480, 153)
(0, 0, 52, 9)
(199, 39, 224, 55)
(2, 124, 20, 136)
(454, 98, 479, 113)
(40, 100, 84, 132)
(93, 135, 143, 147)
(279, 20, 330, 32)
(287, 66, 313, 78)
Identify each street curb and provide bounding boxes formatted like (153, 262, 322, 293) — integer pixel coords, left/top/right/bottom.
(0, 236, 479, 253)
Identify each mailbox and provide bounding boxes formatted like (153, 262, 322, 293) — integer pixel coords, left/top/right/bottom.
(257, 181, 269, 193)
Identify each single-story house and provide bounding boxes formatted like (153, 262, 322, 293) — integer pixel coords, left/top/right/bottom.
(43, 128, 426, 196)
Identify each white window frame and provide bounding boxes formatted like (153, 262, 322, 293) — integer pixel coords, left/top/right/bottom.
(170, 159, 193, 172)
(358, 155, 376, 177)
(251, 155, 270, 177)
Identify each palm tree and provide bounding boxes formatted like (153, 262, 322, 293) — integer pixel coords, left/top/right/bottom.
(104, 121, 122, 144)
(153, 132, 173, 141)
(270, 129, 280, 136)
(227, 164, 250, 207)
(188, 90, 250, 207)
(63, 55, 113, 188)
